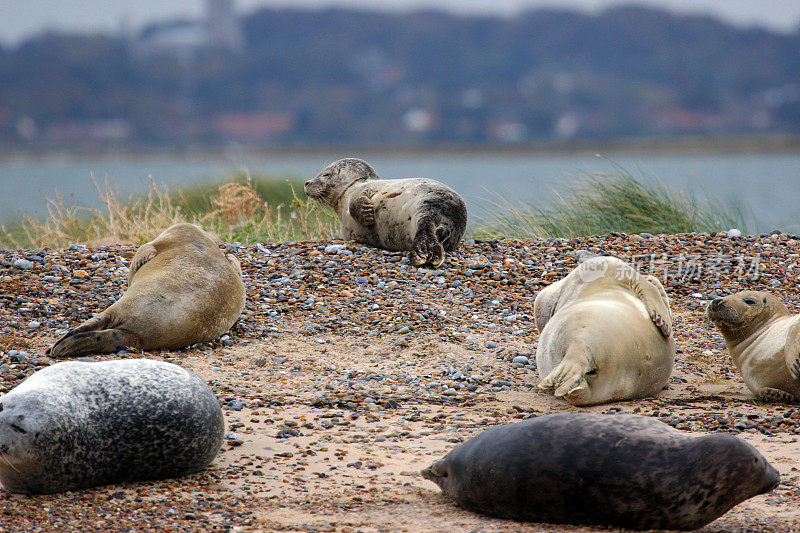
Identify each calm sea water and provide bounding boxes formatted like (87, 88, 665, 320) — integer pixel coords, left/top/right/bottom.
(1, 150, 799, 233)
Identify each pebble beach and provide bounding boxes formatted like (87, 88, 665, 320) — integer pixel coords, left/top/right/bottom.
(2, 232, 800, 531)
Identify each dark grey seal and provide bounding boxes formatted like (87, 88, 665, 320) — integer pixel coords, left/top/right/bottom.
(0, 359, 224, 494)
(421, 413, 779, 530)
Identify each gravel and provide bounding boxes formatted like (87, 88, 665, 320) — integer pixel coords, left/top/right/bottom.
(3, 233, 800, 530)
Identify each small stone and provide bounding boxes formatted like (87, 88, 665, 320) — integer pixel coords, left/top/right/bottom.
(512, 355, 529, 365)
(73, 269, 89, 277)
(27, 321, 41, 329)
(225, 432, 244, 446)
(484, 341, 497, 349)
(727, 229, 742, 238)
(12, 259, 34, 270)
(227, 400, 245, 411)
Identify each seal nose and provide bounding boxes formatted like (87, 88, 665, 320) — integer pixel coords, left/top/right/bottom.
(711, 298, 723, 311)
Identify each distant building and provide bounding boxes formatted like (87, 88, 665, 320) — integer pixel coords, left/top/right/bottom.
(206, 0, 244, 51)
(133, 0, 243, 57)
(212, 111, 295, 142)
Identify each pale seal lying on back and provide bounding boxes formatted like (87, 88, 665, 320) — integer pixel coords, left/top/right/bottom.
(47, 223, 245, 357)
(535, 256, 674, 405)
(304, 158, 467, 267)
(0, 359, 223, 494)
(707, 290, 800, 402)
(421, 413, 779, 530)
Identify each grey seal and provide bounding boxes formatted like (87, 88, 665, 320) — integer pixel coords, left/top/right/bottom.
(47, 223, 245, 357)
(421, 413, 779, 530)
(707, 290, 800, 402)
(535, 256, 675, 405)
(0, 359, 224, 494)
(304, 158, 467, 267)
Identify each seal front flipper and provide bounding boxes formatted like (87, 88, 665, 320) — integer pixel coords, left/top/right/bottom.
(759, 387, 799, 403)
(48, 328, 143, 358)
(628, 274, 672, 338)
(783, 320, 800, 381)
(348, 195, 375, 227)
(128, 243, 158, 283)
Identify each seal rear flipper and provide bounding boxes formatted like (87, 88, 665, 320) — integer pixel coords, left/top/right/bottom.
(411, 217, 445, 267)
(420, 458, 448, 488)
(539, 345, 594, 403)
(46, 314, 111, 356)
(47, 329, 142, 358)
(348, 195, 375, 227)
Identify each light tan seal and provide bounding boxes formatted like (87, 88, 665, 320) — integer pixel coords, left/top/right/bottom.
(47, 223, 245, 357)
(304, 158, 467, 267)
(534, 256, 675, 405)
(707, 291, 800, 402)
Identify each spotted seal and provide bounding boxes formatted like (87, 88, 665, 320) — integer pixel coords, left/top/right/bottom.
(535, 256, 675, 405)
(47, 223, 245, 357)
(304, 158, 467, 267)
(707, 290, 800, 402)
(0, 359, 223, 494)
(421, 413, 779, 530)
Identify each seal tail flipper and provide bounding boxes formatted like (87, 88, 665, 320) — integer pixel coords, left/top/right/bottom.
(47, 328, 142, 358)
(759, 387, 799, 403)
(46, 313, 110, 356)
(538, 344, 593, 400)
(420, 458, 448, 488)
(411, 217, 445, 267)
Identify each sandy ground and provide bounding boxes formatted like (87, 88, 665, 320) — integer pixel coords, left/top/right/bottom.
(3, 233, 800, 531)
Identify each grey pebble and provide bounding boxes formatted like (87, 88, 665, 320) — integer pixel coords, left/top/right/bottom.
(12, 259, 34, 270)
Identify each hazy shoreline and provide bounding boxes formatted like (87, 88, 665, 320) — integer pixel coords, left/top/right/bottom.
(2, 134, 800, 163)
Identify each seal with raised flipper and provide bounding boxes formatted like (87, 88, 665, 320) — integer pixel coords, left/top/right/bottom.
(304, 158, 467, 267)
(47, 223, 245, 357)
(0, 359, 224, 494)
(707, 290, 800, 402)
(534, 256, 675, 405)
(421, 412, 779, 530)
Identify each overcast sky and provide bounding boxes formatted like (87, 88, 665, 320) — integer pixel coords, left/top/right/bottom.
(3, 0, 799, 45)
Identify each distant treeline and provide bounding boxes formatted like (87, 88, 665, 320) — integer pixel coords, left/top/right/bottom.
(1, 6, 799, 148)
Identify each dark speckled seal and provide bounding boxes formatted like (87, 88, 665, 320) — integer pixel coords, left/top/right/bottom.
(0, 359, 224, 494)
(422, 413, 779, 530)
(304, 158, 467, 267)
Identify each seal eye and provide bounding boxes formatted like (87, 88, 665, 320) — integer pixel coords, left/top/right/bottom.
(586, 369, 598, 376)
(743, 298, 757, 305)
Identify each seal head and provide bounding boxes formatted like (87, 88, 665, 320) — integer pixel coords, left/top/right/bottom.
(707, 291, 788, 343)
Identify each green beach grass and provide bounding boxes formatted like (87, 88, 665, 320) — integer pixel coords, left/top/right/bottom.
(475, 167, 746, 239)
(0, 167, 746, 249)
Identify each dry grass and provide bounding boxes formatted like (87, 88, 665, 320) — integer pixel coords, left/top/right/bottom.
(0, 175, 339, 249)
